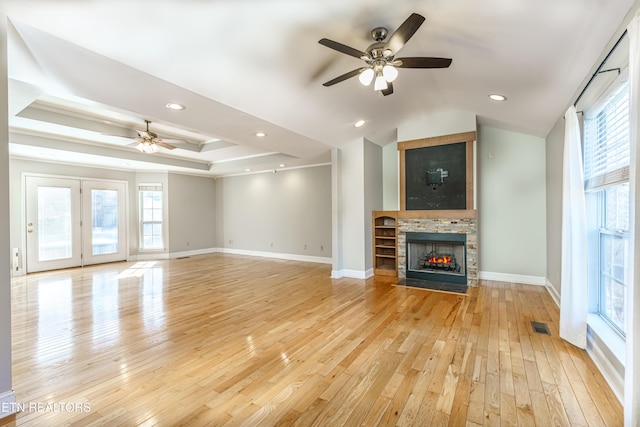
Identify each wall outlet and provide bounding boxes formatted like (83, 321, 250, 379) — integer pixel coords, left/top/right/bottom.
(12, 248, 19, 271)
(229, 239, 233, 245)
(186, 241, 190, 247)
(320, 245, 324, 251)
(304, 244, 307, 250)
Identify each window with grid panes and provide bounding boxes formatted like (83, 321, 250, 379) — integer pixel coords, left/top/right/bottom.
(139, 184, 164, 250)
(583, 78, 630, 336)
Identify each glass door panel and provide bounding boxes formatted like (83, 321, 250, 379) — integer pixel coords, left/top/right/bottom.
(26, 177, 82, 273)
(82, 181, 127, 265)
(37, 186, 74, 261)
(91, 189, 119, 255)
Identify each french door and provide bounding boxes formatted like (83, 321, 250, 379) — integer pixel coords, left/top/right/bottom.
(25, 176, 127, 273)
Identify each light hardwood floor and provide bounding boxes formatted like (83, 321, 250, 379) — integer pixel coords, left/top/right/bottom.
(1, 254, 622, 426)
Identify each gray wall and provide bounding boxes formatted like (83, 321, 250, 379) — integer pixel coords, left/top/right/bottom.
(545, 117, 565, 294)
(477, 125, 547, 278)
(168, 173, 215, 253)
(363, 140, 383, 271)
(340, 142, 366, 271)
(215, 165, 331, 258)
(0, 13, 12, 405)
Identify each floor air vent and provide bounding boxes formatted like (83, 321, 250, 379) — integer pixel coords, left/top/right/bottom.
(531, 321, 551, 335)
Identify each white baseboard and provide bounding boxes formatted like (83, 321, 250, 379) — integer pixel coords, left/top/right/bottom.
(478, 271, 546, 286)
(129, 253, 170, 261)
(545, 278, 561, 308)
(0, 390, 17, 419)
(10, 268, 24, 277)
(169, 248, 218, 259)
(218, 248, 332, 265)
(331, 268, 373, 279)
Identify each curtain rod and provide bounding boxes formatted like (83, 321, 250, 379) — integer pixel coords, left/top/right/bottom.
(574, 29, 628, 107)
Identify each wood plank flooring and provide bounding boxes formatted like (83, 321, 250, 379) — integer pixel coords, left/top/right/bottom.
(0, 254, 623, 426)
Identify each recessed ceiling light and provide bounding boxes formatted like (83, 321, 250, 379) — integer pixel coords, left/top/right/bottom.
(245, 168, 252, 172)
(489, 94, 507, 101)
(165, 102, 185, 110)
(279, 164, 285, 168)
(255, 132, 266, 137)
(354, 119, 366, 128)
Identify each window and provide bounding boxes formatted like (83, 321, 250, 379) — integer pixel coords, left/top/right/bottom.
(139, 184, 164, 250)
(584, 78, 630, 336)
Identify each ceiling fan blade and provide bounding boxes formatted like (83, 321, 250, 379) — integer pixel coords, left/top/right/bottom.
(319, 38, 370, 60)
(381, 82, 394, 96)
(322, 68, 367, 87)
(159, 138, 189, 144)
(384, 13, 425, 55)
(155, 141, 176, 150)
(395, 57, 452, 68)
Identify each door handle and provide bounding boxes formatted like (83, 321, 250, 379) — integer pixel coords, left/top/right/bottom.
(27, 229, 33, 233)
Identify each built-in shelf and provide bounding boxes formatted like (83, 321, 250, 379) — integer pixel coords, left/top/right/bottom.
(373, 211, 398, 277)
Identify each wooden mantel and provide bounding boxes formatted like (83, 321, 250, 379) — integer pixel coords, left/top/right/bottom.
(398, 131, 476, 219)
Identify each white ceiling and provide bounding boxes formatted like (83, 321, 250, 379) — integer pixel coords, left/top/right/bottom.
(0, 0, 635, 176)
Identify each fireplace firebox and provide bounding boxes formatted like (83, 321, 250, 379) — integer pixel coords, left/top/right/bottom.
(406, 232, 467, 284)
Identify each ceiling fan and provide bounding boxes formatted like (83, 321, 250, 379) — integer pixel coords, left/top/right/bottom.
(318, 13, 452, 96)
(127, 120, 184, 153)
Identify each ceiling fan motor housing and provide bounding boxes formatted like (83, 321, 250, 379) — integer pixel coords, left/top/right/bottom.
(371, 27, 388, 42)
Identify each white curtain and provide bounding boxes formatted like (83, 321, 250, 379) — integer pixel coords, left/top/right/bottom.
(559, 105, 588, 349)
(626, 11, 640, 427)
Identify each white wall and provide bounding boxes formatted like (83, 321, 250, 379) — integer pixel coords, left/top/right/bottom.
(478, 125, 547, 281)
(333, 138, 383, 277)
(215, 165, 331, 260)
(168, 173, 215, 253)
(0, 13, 14, 416)
(339, 142, 366, 272)
(397, 110, 477, 142)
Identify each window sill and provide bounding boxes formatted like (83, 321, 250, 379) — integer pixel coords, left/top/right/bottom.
(587, 313, 625, 367)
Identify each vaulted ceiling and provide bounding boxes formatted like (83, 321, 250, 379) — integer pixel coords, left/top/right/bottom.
(1, 0, 635, 176)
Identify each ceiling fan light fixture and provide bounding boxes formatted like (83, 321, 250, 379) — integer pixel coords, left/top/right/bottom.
(374, 73, 388, 91)
(359, 68, 375, 86)
(136, 141, 159, 153)
(382, 65, 398, 82)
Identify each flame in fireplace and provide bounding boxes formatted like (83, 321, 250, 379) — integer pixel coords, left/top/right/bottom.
(428, 255, 452, 264)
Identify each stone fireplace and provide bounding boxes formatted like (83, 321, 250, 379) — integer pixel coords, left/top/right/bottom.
(398, 218, 478, 286)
